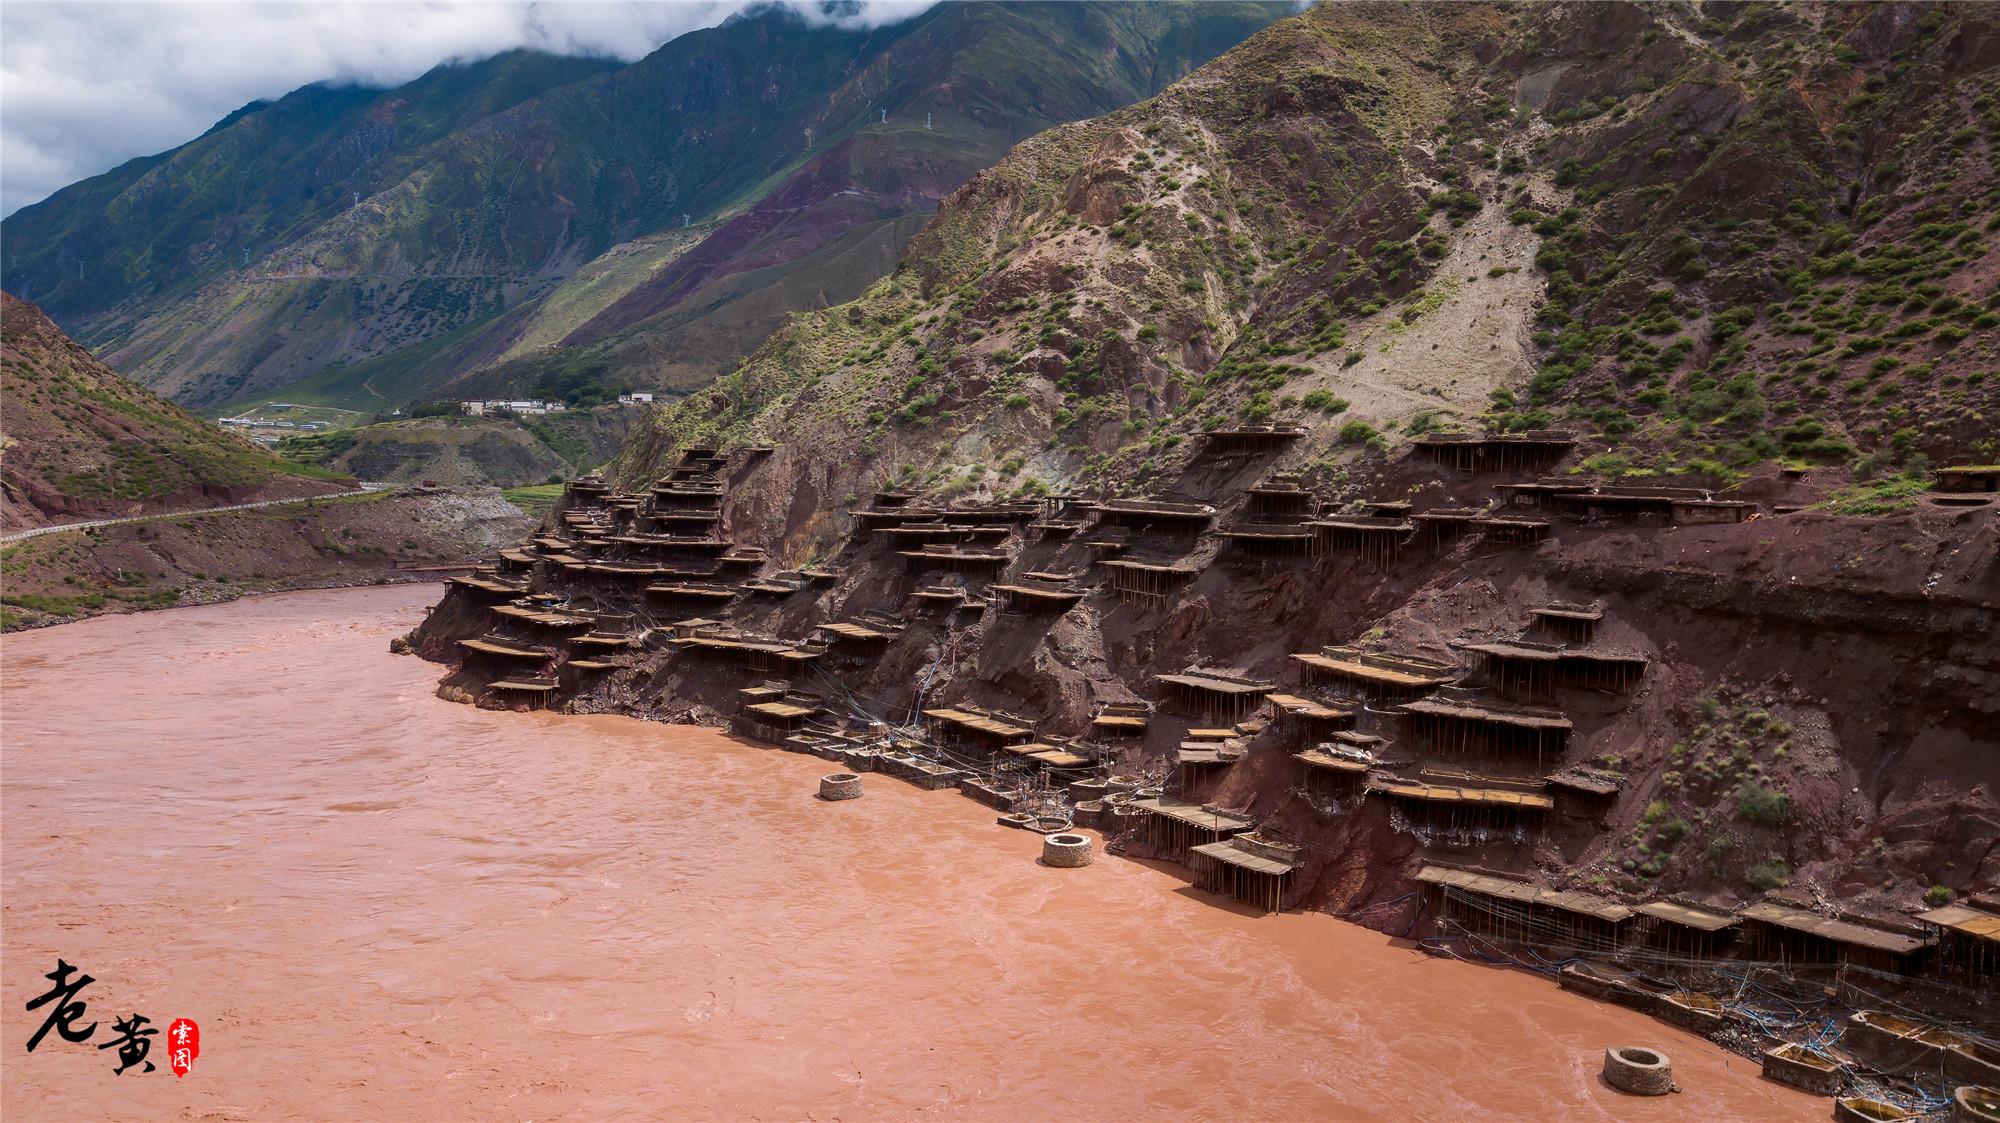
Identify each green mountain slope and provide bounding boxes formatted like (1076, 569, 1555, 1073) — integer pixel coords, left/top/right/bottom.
(0, 292, 349, 531)
(3, 2, 1289, 413)
(620, 0, 2000, 526)
(2, 50, 621, 328)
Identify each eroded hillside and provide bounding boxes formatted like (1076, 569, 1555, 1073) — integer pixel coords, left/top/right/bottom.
(0, 292, 351, 530)
(624, 0, 1999, 532)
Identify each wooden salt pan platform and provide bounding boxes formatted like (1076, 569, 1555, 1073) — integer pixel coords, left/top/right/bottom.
(1737, 901, 1933, 974)
(459, 636, 553, 660)
(1290, 647, 1455, 700)
(1417, 865, 1632, 952)
(991, 582, 1085, 612)
(1155, 671, 1274, 722)
(1412, 430, 1576, 472)
(1129, 798, 1254, 862)
(1189, 833, 1300, 912)
(1397, 696, 1572, 760)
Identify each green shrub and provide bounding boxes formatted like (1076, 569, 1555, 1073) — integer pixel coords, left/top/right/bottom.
(1745, 856, 1791, 891)
(1735, 783, 1791, 825)
(1300, 390, 1349, 413)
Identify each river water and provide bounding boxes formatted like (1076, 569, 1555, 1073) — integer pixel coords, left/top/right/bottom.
(2, 586, 1816, 1120)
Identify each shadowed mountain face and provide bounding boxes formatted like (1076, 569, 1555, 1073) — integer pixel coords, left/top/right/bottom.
(0, 2, 1291, 413)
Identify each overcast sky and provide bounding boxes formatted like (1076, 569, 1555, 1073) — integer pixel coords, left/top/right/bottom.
(0, 0, 936, 218)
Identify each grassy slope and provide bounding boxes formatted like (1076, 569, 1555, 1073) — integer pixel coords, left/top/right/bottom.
(6, 4, 1291, 416)
(0, 487, 529, 631)
(0, 292, 348, 528)
(25, 10, 946, 407)
(620, 2, 2000, 521)
(277, 405, 636, 487)
(1, 51, 621, 330)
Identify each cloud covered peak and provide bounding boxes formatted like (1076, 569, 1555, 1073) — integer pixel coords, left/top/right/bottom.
(0, 0, 937, 217)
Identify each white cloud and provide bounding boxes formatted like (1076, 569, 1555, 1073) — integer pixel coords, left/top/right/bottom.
(0, 0, 937, 218)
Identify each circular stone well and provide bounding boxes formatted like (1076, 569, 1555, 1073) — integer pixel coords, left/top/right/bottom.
(1602, 1046, 1675, 1096)
(1043, 833, 1094, 868)
(819, 773, 863, 801)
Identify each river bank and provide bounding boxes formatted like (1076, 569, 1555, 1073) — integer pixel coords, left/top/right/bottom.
(1, 585, 1818, 1120)
(0, 488, 528, 631)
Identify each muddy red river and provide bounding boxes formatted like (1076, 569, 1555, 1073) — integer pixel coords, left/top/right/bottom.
(2, 586, 1817, 1120)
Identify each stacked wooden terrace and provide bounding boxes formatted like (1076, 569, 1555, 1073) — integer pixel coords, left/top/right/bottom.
(990, 576, 1086, 614)
(1529, 601, 1602, 644)
(815, 611, 906, 660)
(1265, 691, 1355, 735)
(1738, 900, 1935, 975)
(1098, 557, 1199, 605)
(1244, 473, 1315, 520)
(740, 573, 806, 597)
(447, 571, 529, 598)
(670, 625, 826, 672)
(1291, 646, 1456, 702)
(565, 473, 611, 503)
(1155, 670, 1275, 722)
(1633, 900, 1741, 959)
(1412, 430, 1578, 472)
(1090, 701, 1151, 738)
(991, 734, 1098, 775)
(1093, 497, 1217, 531)
(1188, 832, 1302, 912)
(1494, 479, 1755, 525)
(1470, 514, 1552, 547)
(1544, 765, 1623, 819)
(1418, 865, 1634, 952)
(1293, 732, 1381, 795)
(1397, 690, 1572, 762)
(898, 542, 1012, 573)
(732, 681, 827, 743)
(922, 704, 1038, 755)
(1307, 511, 1414, 568)
(1460, 637, 1647, 702)
(1369, 772, 1554, 833)
(1130, 797, 1255, 862)
(910, 582, 988, 614)
(1203, 423, 1307, 455)
(1915, 897, 2000, 982)
(1411, 506, 1487, 546)
(1422, 867, 1952, 979)
(1176, 725, 1248, 786)
(1218, 520, 1316, 558)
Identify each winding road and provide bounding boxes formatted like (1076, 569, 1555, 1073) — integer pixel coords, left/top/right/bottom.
(0, 483, 390, 544)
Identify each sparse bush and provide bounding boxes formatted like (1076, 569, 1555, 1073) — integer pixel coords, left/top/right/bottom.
(1735, 783, 1790, 826)
(1745, 856, 1791, 891)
